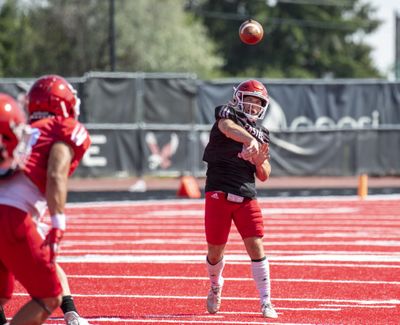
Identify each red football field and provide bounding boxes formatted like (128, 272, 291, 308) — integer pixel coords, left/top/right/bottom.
(4, 195, 400, 324)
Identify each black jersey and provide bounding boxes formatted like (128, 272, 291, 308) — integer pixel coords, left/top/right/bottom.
(202, 105, 270, 198)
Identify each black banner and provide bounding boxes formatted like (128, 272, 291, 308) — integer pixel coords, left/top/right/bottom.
(197, 80, 400, 128)
(1, 74, 399, 177)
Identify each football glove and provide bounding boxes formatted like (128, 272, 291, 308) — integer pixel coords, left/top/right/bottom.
(44, 228, 64, 264)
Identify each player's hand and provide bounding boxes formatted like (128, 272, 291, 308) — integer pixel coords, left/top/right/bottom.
(250, 143, 270, 166)
(238, 138, 259, 160)
(43, 228, 64, 264)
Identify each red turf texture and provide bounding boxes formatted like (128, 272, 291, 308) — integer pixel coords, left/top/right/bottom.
(4, 197, 400, 324)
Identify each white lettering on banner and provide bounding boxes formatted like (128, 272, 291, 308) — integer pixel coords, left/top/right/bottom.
(82, 134, 107, 167)
(290, 110, 380, 130)
(262, 97, 381, 131)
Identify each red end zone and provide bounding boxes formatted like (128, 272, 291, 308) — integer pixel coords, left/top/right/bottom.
(4, 196, 400, 324)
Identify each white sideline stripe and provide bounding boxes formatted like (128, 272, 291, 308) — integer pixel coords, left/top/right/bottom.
(65, 222, 400, 233)
(68, 214, 400, 220)
(47, 318, 305, 325)
(62, 239, 400, 247)
(267, 226, 400, 231)
(312, 233, 400, 239)
(65, 194, 400, 208)
(63, 232, 400, 240)
(59, 249, 400, 256)
(65, 232, 206, 237)
(66, 215, 400, 225)
(221, 309, 338, 313)
(56, 259, 400, 268)
(267, 215, 400, 220)
(68, 224, 400, 232)
(65, 224, 400, 233)
(65, 216, 400, 224)
(272, 254, 400, 262)
(320, 304, 396, 309)
(144, 207, 359, 216)
(57, 253, 400, 263)
(67, 214, 400, 221)
(68, 225, 208, 229)
(271, 261, 400, 268)
(67, 216, 400, 225)
(15, 292, 400, 305)
(67, 232, 400, 240)
(55, 257, 400, 268)
(66, 274, 400, 285)
(66, 215, 399, 225)
(264, 221, 400, 226)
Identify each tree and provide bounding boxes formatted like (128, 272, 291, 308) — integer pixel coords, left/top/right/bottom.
(0, 0, 223, 78)
(0, 0, 26, 77)
(0, 0, 382, 78)
(115, 0, 223, 77)
(16, 0, 110, 77)
(188, 0, 382, 78)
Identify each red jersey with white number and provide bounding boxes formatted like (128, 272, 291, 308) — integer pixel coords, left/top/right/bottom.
(24, 116, 91, 194)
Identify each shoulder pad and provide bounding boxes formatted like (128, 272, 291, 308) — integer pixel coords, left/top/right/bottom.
(215, 105, 236, 120)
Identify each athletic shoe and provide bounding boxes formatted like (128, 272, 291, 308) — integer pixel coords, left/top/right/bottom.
(64, 311, 91, 325)
(207, 283, 223, 314)
(261, 302, 278, 318)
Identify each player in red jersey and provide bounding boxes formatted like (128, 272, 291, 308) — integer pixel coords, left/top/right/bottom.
(0, 92, 60, 325)
(0, 75, 91, 325)
(202, 80, 278, 319)
(0, 94, 30, 178)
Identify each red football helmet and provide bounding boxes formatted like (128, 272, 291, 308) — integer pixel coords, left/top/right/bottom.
(0, 93, 29, 173)
(27, 75, 80, 120)
(232, 79, 269, 121)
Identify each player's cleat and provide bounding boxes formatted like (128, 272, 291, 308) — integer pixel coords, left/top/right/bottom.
(207, 283, 223, 314)
(64, 311, 91, 325)
(261, 302, 278, 318)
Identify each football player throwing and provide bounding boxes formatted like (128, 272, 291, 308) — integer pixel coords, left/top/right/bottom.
(202, 79, 278, 319)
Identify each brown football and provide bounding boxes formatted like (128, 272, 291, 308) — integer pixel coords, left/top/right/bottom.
(239, 19, 264, 45)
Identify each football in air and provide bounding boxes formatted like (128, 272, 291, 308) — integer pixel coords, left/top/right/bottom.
(239, 19, 264, 45)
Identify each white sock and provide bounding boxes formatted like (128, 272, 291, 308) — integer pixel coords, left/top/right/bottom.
(251, 257, 271, 305)
(206, 256, 225, 287)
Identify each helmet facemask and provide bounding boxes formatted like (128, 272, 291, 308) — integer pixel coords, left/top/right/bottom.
(67, 83, 81, 119)
(73, 96, 81, 119)
(12, 122, 33, 169)
(234, 89, 269, 122)
(0, 122, 31, 175)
